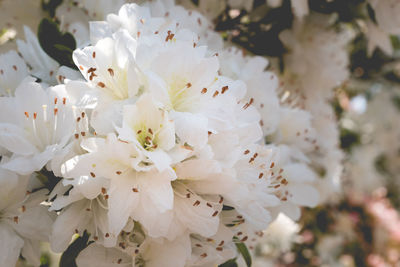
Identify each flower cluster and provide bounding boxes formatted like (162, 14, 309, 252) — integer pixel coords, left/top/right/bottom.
(0, 1, 328, 266)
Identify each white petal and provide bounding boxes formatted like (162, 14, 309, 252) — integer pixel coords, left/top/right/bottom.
(76, 244, 132, 267)
(0, 224, 24, 267)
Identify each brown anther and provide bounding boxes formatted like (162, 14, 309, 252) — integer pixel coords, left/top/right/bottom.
(81, 131, 86, 136)
(241, 236, 248, 242)
(77, 117, 81, 122)
(219, 196, 224, 203)
(33, 112, 37, 119)
(92, 51, 96, 58)
(218, 240, 224, 246)
(79, 66, 84, 70)
(216, 247, 223, 251)
(154, 31, 159, 34)
(212, 211, 218, 217)
(244, 149, 250, 155)
(75, 229, 79, 234)
(12, 65, 17, 71)
(193, 42, 197, 48)
(24, 111, 29, 118)
(193, 200, 200, 206)
(86, 208, 91, 211)
(104, 194, 109, 200)
(81, 112, 85, 118)
(135, 249, 139, 254)
(249, 158, 255, 163)
(195, 244, 202, 247)
(253, 153, 258, 159)
(281, 179, 288, 185)
(165, 30, 175, 42)
(117, 259, 122, 264)
(49, 71, 53, 76)
(93, 236, 98, 241)
(101, 187, 106, 194)
(137, 31, 141, 38)
(63, 97, 66, 105)
(105, 233, 110, 238)
(87, 67, 96, 75)
(104, 68, 113, 78)
(0, 69, 3, 75)
(206, 238, 213, 242)
(206, 203, 212, 208)
(221, 86, 229, 94)
(115, 170, 122, 175)
(97, 82, 105, 88)
(237, 231, 243, 236)
(274, 184, 280, 189)
(13, 216, 18, 223)
(54, 108, 58, 115)
(212, 91, 219, 97)
(186, 193, 190, 198)
(148, 128, 153, 135)
(259, 173, 264, 179)
(201, 88, 207, 94)
(137, 130, 142, 134)
(260, 120, 264, 126)
(132, 188, 139, 193)
(90, 172, 96, 178)
(197, 18, 202, 26)
(186, 82, 192, 88)
(270, 162, 275, 168)
(54, 97, 58, 104)
(200, 253, 207, 258)
(21, 206, 26, 212)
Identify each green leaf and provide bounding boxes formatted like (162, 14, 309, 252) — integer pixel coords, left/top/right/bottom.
(38, 18, 77, 69)
(41, 0, 63, 17)
(59, 231, 91, 267)
(222, 205, 235, 211)
(219, 258, 238, 267)
(235, 242, 252, 267)
(36, 168, 62, 193)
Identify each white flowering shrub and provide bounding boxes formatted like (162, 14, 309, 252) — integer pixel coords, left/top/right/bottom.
(0, 0, 399, 266)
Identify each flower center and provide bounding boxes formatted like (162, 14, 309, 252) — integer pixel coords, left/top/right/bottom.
(135, 126, 158, 150)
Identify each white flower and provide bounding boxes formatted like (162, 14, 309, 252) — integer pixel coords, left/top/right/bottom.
(365, 20, 394, 56)
(290, 0, 309, 19)
(368, 0, 400, 35)
(219, 48, 280, 135)
(61, 133, 176, 240)
(0, 80, 75, 175)
(0, 50, 29, 96)
(117, 93, 175, 172)
(16, 27, 59, 85)
(0, 168, 53, 266)
(72, 31, 140, 134)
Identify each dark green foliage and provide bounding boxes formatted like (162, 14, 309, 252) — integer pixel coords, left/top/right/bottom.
(38, 18, 77, 69)
(219, 258, 238, 267)
(41, 0, 63, 17)
(309, 0, 366, 22)
(235, 242, 252, 267)
(59, 231, 91, 267)
(215, 0, 292, 57)
(36, 168, 62, 193)
(340, 128, 360, 152)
